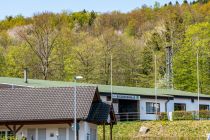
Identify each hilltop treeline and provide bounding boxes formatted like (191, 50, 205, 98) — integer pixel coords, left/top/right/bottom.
(0, 1, 210, 94)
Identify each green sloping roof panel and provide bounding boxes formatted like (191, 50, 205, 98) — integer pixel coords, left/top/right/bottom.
(0, 77, 209, 98)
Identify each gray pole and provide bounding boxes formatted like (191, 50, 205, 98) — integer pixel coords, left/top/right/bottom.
(111, 55, 113, 102)
(197, 51, 200, 120)
(155, 55, 158, 120)
(74, 79, 77, 140)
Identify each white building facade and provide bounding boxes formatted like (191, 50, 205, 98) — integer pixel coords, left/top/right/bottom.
(100, 93, 210, 121)
(0, 122, 97, 140)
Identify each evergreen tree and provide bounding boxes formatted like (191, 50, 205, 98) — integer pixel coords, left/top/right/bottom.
(183, 0, 188, 4)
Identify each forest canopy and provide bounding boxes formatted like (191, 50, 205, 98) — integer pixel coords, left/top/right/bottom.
(0, 0, 210, 94)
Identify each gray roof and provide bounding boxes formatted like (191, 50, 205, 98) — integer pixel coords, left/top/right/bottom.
(0, 77, 210, 99)
(0, 86, 100, 122)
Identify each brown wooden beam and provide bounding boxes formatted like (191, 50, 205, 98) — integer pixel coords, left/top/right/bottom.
(13, 125, 16, 135)
(0, 120, 73, 126)
(15, 125, 23, 134)
(110, 123, 113, 140)
(5, 125, 23, 135)
(103, 123, 105, 140)
(5, 125, 13, 132)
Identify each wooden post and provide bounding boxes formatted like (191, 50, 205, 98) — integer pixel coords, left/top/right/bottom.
(110, 123, 113, 140)
(103, 123, 105, 140)
(5, 125, 23, 137)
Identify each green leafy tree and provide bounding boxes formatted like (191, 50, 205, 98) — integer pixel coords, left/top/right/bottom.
(0, 47, 5, 76)
(125, 19, 138, 36)
(174, 22, 210, 94)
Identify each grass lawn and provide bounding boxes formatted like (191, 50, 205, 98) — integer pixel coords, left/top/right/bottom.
(98, 120, 210, 139)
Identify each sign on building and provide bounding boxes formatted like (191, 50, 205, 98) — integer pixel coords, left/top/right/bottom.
(112, 94, 140, 100)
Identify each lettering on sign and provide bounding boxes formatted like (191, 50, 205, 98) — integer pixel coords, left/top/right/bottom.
(112, 94, 140, 100)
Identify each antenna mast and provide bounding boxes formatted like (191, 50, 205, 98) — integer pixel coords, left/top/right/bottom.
(166, 46, 173, 89)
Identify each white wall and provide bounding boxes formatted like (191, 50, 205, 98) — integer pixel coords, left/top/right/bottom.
(100, 96, 107, 102)
(0, 124, 68, 140)
(79, 121, 97, 140)
(0, 122, 98, 140)
(113, 103, 118, 113)
(139, 98, 168, 120)
(100, 95, 210, 121)
(172, 98, 210, 111)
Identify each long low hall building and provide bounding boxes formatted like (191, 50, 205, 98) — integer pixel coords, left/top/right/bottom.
(1, 77, 210, 121)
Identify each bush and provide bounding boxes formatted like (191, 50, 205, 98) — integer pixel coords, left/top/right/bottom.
(199, 110, 210, 119)
(0, 136, 26, 140)
(159, 112, 168, 120)
(173, 111, 193, 120)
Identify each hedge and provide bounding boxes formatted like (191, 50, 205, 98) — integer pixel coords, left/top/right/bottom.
(0, 137, 26, 140)
(159, 112, 168, 120)
(173, 111, 193, 120)
(163, 111, 210, 121)
(199, 110, 210, 119)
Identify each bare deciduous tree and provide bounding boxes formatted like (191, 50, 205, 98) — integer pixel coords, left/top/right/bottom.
(17, 13, 60, 80)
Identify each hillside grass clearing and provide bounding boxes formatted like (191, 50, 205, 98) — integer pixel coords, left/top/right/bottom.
(98, 120, 210, 139)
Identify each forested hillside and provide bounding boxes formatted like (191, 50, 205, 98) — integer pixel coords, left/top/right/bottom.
(0, 1, 210, 94)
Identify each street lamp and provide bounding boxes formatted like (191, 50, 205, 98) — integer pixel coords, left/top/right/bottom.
(74, 76, 83, 140)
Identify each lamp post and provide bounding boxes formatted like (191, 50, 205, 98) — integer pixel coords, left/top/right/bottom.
(196, 51, 200, 120)
(74, 76, 83, 140)
(154, 55, 158, 120)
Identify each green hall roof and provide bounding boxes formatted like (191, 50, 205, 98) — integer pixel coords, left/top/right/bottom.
(0, 77, 209, 98)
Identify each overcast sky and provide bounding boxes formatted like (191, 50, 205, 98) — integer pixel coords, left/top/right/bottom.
(0, 0, 192, 20)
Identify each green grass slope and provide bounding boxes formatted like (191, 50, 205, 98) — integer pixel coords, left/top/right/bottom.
(98, 121, 210, 139)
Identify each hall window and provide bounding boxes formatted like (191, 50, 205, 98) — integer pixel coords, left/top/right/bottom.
(200, 104, 209, 110)
(146, 102, 160, 114)
(0, 131, 12, 139)
(174, 103, 186, 111)
(106, 96, 111, 101)
(7, 131, 13, 139)
(0, 131, 6, 138)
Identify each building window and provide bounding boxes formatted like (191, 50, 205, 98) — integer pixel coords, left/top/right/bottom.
(0, 131, 6, 138)
(7, 131, 13, 138)
(0, 131, 12, 139)
(174, 103, 186, 111)
(87, 133, 90, 140)
(200, 104, 209, 110)
(106, 96, 111, 101)
(146, 102, 160, 114)
(90, 128, 96, 140)
(112, 99, 118, 103)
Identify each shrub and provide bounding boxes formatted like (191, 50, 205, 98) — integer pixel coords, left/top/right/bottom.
(0, 136, 26, 140)
(159, 112, 168, 120)
(199, 110, 210, 119)
(173, 111, 193, 120)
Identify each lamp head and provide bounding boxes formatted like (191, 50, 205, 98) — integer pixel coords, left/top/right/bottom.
(74, 76, 83, 80)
